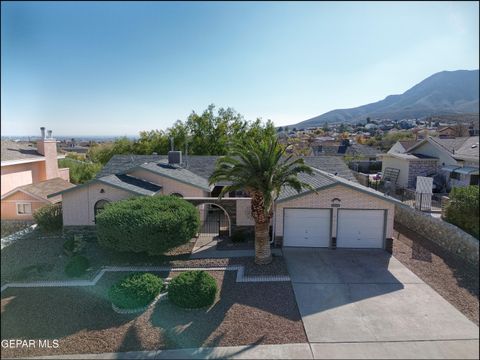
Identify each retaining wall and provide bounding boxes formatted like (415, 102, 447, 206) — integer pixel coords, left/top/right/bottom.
(394, 204, 479, 265)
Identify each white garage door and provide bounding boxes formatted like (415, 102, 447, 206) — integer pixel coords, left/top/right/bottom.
(337, 209, 385, 248)
(283, 209, 331, 247)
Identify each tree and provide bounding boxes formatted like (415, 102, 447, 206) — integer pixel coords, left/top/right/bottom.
(58, 158, 102, 184)
(277, 126, 283, 132)
(322, 122, 330, 131)
(284, 126, 289, 132)
(209, 136, 313, 264)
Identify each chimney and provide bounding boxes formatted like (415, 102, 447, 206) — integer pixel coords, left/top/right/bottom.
(36, 127, 60, 181)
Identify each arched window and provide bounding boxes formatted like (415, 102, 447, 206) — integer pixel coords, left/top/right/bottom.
(170, 193, 184, 198)
(94, 199, 110, 222)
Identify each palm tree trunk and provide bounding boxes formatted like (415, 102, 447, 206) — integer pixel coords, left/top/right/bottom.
(254, 221, 272, 265)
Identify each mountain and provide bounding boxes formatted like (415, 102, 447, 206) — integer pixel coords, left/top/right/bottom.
(292, 69, 479, 128)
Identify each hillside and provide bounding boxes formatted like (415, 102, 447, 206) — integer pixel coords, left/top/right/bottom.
(293, 69, 479, 128)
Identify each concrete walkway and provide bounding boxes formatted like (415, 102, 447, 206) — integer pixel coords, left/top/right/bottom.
(190, 234, 282, 259)
(26, 340, 480, 359)
(284, 248, 479, 359)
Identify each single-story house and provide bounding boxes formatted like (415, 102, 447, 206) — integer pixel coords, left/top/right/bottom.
(51, 152, 399, 250)
(378, 136, 479, 189)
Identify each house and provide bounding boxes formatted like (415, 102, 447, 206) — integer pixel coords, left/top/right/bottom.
(1, 128, 73, 220)
(379, 136, 479, 189)
(52, 152, 398, 250)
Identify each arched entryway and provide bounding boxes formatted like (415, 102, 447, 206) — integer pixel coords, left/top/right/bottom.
(196, 203, 231, 239)
(94, 199, 110, 222)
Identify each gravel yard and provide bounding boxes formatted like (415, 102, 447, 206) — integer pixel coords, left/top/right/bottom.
(393, 222, 479, 325)
(1, 270, 306, 358)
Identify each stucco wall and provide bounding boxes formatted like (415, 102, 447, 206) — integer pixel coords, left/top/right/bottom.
(274, 184, 395, 240)
(236, 198, 254, 226)
(1, 161, 46, 195)
(381, 156, 410, 188)
(1, 191, 47, 220)
(62, 182, 134, 226)
(59, 167, 70, 182)
(413, 141, 456, 167)
(395, 204, 479, 265)
(128, 169, 208, 197)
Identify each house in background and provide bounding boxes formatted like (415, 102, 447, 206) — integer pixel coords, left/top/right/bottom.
(379, 136, 479, 190)
(52, 152, 398, 250)
(1, 127, 74, 221)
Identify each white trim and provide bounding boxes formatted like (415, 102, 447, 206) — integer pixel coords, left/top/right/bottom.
(2, 199, 46, 203)
(1, 154, 65, 167)
(16, 202, 33, 216)
(1, 188, 50, 203)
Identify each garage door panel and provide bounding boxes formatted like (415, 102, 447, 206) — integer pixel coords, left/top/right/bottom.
(284, 209, 331, 247)
(337, 210, 384, 248)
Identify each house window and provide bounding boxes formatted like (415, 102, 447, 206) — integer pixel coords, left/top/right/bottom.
(17, 203, 32, 215)
(470, 175, 479, 186)
(450, 172, 461, 180)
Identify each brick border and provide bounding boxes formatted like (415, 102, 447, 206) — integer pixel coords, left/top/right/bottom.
(0, 265, 290, 293)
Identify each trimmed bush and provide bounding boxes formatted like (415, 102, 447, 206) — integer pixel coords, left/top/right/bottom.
(445, 186, 479, 239)
(96, 196, 200, 255)
(64, 255, 90, 277)
(109, 273, 163, 309)
(63, 235, 86, 256)
(33, 204, 62, 232)
(168, 270, 217, 309)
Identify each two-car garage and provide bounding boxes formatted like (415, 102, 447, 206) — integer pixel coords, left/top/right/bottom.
(281, 208, 387, 249)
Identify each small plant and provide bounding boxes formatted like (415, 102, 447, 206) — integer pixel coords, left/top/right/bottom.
(231, 229, 246, 243)
(109, 273, 163, 309)
(63, 235, 86, 256)
(33, 204, 62, 232)
(168, 270, 217, 309)
(64, 255, 90, 277)
(445, 185, 479, 239)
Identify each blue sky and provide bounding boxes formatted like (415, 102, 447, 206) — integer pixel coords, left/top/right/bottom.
(1, 1, 478, 136)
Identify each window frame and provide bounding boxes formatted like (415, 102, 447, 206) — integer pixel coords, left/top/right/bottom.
(16, 202, 33, 215)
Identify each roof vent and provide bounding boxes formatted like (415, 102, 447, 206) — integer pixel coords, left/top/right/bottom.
(40, 127, 46, 139)
(168, 151, 182, 165)
(472, 144, 478, 148)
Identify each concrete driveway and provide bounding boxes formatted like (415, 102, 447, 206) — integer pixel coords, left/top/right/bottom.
(283, 248, 479, 359)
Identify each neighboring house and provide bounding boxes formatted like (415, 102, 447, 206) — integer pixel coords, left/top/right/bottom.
(379, 136, 479, 189)
(52, 152, 398, 250)
(1, 128, 73, 220)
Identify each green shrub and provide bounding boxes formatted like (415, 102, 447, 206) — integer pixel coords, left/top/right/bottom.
(96, 196, 200, 255)
(63, 235, 86, 256)
(64, 255, 90, 277)
(168, 270, 217, 308)
(231, 229, 246, 243)
(445, 186, 479, 239)
(58, 158, 102, 184)
(109, 273, 163, 309)
(33, 204, 63, 232)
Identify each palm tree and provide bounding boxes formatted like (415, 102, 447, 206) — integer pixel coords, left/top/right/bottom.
(209, 136, 314, 265)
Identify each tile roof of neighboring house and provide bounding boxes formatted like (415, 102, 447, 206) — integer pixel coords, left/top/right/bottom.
(1, 141, 43, 162)
(98, 174, 162, 196)
(98, 154, 358, 184)
(399, 140, 421, 152)
(1, 177, 75, 203)
(277, 169, 336, 200)
(136, 161, 212, 191)
(346, 143, 385, 157)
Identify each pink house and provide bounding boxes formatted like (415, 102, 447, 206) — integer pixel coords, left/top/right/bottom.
(1, 127, 74, 221)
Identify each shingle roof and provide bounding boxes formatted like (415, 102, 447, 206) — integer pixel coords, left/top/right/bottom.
(9, 178, 75, 203)
(137, 161, 212, 191)
(428, 137, 475, 154)
(346, 143, 385, 157)
(1, 141, 44, 162)
(277, 168, 401, 204)
(453, 137, 479, 160)
(98, 154, 358, 184)
(98, 174, 162, 196)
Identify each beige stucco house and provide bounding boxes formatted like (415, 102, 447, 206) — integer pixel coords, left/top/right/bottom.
(379, 136, 479, 190)
(53, 152, 398, 250)
(1, 128, 73, 221)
